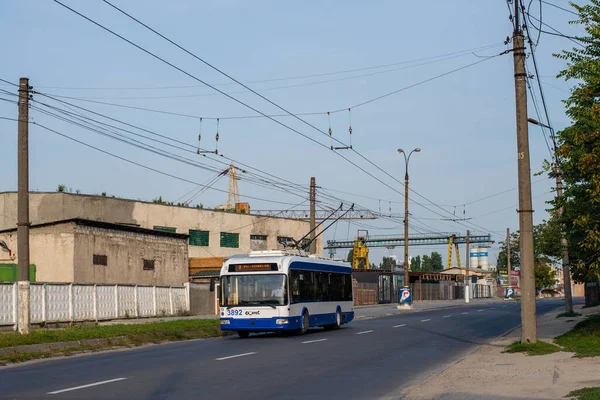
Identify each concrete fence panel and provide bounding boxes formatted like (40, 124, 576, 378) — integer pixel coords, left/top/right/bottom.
(73, 285, 95, 321)
(30, 284, 44, 323)
(137, 285, 154, 317)
(0, 282, 190, 328)
(117, 285, 136, 318)
(96, 285, 116, 320)
(155, 287, 171, 316)
(0, 283, 15, 325)
(45, 284, 70, 322)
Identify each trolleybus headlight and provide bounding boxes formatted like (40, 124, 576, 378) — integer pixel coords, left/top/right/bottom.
(221, 320, 231, 325)
(275, 319, 289, 325)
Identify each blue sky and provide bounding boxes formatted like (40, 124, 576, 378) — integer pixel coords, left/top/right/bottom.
(0, 1, 586, 265)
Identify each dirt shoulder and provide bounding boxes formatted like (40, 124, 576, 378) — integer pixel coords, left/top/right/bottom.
(401, 304, 600, 400)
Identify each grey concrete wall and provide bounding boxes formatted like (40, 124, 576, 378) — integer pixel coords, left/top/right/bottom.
(72, 224, 188, 286)
(0, 192, 322, 258)
(189, 282, 216, 315)
(0, 225, 75, 282)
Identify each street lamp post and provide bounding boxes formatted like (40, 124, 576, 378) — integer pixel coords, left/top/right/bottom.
(527, 118, 573, 314)
(397, 148, 421, 308)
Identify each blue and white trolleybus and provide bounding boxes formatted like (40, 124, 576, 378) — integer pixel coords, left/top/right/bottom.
(219, 250, 354, 337)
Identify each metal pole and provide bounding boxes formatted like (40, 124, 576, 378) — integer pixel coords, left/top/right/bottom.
(507, 228, 512, 296)
(403, 163, 409, 291)
(17, 77, 30, 334)
(465, 230, 470, 303)
(555, 168, 574, 313)
(513, 2, 537, 343)
(309, 177, 316, 254)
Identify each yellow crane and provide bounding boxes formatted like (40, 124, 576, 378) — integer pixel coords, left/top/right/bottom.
(352, 231, 370, 269)
(446, 234, 461, 269)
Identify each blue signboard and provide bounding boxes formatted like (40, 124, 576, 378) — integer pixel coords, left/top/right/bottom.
(399, 287, 412, 305)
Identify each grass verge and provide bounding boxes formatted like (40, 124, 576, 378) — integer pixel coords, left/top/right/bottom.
(557, 311, 582, 318)
(504, 340, 561, 356)
(555, 315, 600, 357)
(566, 386, 600, 400)
(0, 319, 226, 365)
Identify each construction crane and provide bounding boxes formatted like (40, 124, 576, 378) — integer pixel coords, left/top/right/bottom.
(215, 164, 250, 213)
(352, 230, 370, 269)
(446, 234, 461, 269)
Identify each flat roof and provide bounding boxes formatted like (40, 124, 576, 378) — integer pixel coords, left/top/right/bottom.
(0, 191, 305, 222)
(0, 218, 188, 239)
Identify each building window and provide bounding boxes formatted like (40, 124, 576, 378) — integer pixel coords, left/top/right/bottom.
(154, 226, 176, 233)
(220, 232, 239, 248)
(93, 254, 107, 266)
(143, 259, 155, 271)
(250, 234, 268, 250)
(189, 230, 209, 246)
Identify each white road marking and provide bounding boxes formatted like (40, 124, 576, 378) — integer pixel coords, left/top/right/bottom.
(216, 352, 257, 361)
(393, 324, 406, 328)
(302, 339, 328, 344)
(421, 319, 431, 322)
(477, 309, 484, 312)
(47, 378, 128, 395)
(462, 312, 469, 315)
(443, 315, 452, 318)
(356, 330, 374, 335)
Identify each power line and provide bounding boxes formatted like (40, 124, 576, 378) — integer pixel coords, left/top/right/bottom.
(525, 11, 586, 48)
(54, 1, 500, 234)
(540, 0, 578, 16)
(33, 120, 305, 206)
(43, 49, 503, 101)
(16, 43, 503, 91)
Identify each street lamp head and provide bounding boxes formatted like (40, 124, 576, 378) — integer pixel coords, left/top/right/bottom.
(527, 118, 540, 125)
(397, 148, 404, 154)
(414, 148, 421, 152)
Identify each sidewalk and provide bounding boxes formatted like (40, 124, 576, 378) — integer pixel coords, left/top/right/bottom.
(355, 298, 504, 319)
(400, 303, 600, 400)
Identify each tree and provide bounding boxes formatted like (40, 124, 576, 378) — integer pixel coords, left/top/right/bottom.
(497, 221, 561, 289)
(430, 252, 443, 272)
(411, 255, 421, 271)
(550, 1, 600, 286)
(421, 255, 433, 272)
(346, 249, 354, 263)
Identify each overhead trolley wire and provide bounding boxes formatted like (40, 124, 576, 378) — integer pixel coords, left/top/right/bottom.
(55, 1, 503, 235)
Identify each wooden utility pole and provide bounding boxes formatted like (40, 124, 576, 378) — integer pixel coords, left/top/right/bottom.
(309, 177, 316, 254)
(507, 228, 512, 293)
(465, 230, 470, 303)
(513, 2, 537, 343)
(17, 77, 31, 334)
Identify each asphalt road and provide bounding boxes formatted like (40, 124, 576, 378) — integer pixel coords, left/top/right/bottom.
(0, 299, 566, 400)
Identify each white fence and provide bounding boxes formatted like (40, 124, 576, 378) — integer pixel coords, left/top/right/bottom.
(0, 282, 189, 328)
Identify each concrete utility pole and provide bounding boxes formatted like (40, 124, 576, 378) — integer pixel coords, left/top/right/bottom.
(465, 230, 470, 303)
(507, 228, 512, 295)
(17, 77, 31, 334)
(309, 177, 316, 254)
(555, 167, 574, 313)
(513, 2, 537, 343)
(528, 118, 574, 314)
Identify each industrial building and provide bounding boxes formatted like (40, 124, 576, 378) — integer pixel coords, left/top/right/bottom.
(0, 218, 189, 285)
(0, 192, 320, 282)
